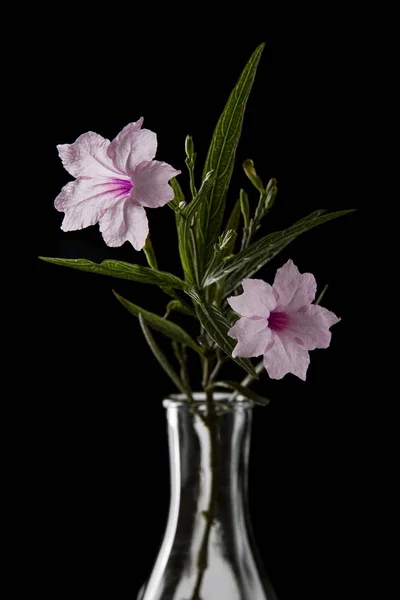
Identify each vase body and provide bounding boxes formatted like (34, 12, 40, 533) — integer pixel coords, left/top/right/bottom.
(138, 393, 278, 600)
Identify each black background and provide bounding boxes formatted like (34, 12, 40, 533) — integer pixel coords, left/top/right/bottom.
(23, 14, 376, 600)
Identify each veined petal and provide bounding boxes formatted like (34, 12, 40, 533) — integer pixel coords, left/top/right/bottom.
(99, 199, 148, 250)
(55, 177, 131, 231)
(273, 259, 317, 311)
(131, 160, 181, 208)
(227, 278, 278, 318)
(107, 119, 157, 173)
(288, 305, 341, 350)
(228, 316, 272, 358)
(58, 132, 121, 179)
(263, 332, 310, 381)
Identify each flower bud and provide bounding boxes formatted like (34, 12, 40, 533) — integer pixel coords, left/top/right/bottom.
(264, 185, 277, 212)
(265, 177, 277, 194)
(243, 159, 264, 193)
(185, 135, 195, 159)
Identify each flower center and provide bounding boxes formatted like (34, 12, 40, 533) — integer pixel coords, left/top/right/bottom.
(268, 311, 289, 332)
(111, 178, 133, 198)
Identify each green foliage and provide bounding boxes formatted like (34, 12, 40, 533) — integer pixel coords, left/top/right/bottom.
(203, 209, 355, 294)
(211, 380, 270, 406)
(138, 314, 192, 401)
(177, 171, 216, 284)
(43, 45, 355, 405)
(195, 303, 258, 379)
(113, 292, 204, 355)
(39, 257, 187, 289)
(168, 177, 185, 212)
(196, 43, 265, 271)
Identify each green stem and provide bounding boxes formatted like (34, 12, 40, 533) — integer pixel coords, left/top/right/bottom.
(187, 163, 197, 199)
(172, 342, 192, 397)
(316, 284, 329, 305)
(208, 353, 224, 387)
(228, 359, 265, 401)
(190, 410, 218, 600)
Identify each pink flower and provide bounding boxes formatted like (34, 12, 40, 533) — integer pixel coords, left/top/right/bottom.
(54, 118, 181, 250)
(227, 260, 340, 380)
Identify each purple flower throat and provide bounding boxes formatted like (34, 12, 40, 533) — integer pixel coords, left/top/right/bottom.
(111, 178, 133, 199)
(268, 311, 289, 332)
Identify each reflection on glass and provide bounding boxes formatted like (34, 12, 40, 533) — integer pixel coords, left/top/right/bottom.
(138, 393, 278, 600)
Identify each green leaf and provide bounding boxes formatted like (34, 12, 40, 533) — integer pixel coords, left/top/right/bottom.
(165, 300, 195, 318)
(239, 189, 250, 229)
(138, 314, 192, 401)
(202, 209, 355, 294)
(195, 303, 258, 379)
(168, 177, 185, 212)
(177, 171, 216, 284)
(183, 170, 216, 220)
(224, 197, 242, 255)
(196, 43, 265, 270)
(212, 380, 270, 406)
(201, 199, 241, 294)
(316, 283, 329, 305)
(39, 257, 187, 289)
(113, 292, 203, 355)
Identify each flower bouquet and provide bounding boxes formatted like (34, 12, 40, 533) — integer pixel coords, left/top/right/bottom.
(40, 43, 353, 599)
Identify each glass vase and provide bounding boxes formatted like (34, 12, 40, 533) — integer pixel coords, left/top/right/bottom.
(137, 393, 278, 600)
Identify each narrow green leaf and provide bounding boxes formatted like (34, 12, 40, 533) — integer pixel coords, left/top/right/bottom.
(168, 177, 185, 212)
(195, 303, 258, 379)
(113, 292, 203, 355)
(177, 171, 216, 284)
(143, 236, 158, 270)
(201, 199, 241, 293)
(138, 314, 192, 401)
(239, 189, 250, 229)
(212, 380, 270, 406)
(39, 257, 187, 289)
(165, 300, 195, 318)
(196, 43, 265, 269)
(183, 170, 216, 220)
(316, 284, 329, 305)
(202, 209, 355, 294)
(224, 197, 242, 255)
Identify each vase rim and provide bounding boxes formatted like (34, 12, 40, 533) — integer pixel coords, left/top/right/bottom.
(163, 392, 254, 410)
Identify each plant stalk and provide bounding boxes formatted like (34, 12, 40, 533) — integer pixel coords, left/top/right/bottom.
(190, 407, 219, 599)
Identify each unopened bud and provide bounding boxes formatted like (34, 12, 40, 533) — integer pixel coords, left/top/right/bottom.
(265, 177, 277, 195)
(243, 159, 264, 193)
(264, 185, 277, 212)
(185, 135, 195, 159)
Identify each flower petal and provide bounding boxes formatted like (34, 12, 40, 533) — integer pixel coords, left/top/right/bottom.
(227, 278, 278, 318)
(288, 305, 341, 350)
(57, 132, 121, 179)
(55, 177, 130, 231)
(273, 259, 317, 311)
(131, 160, 181, 208)
(228, 316, 272, 358)
(263, 332, 310, 380)
(107, 119, 158, 173)
(99, 199, 148, 250)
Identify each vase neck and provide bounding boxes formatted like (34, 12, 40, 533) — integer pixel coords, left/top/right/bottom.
(167, 402, 251, 529)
